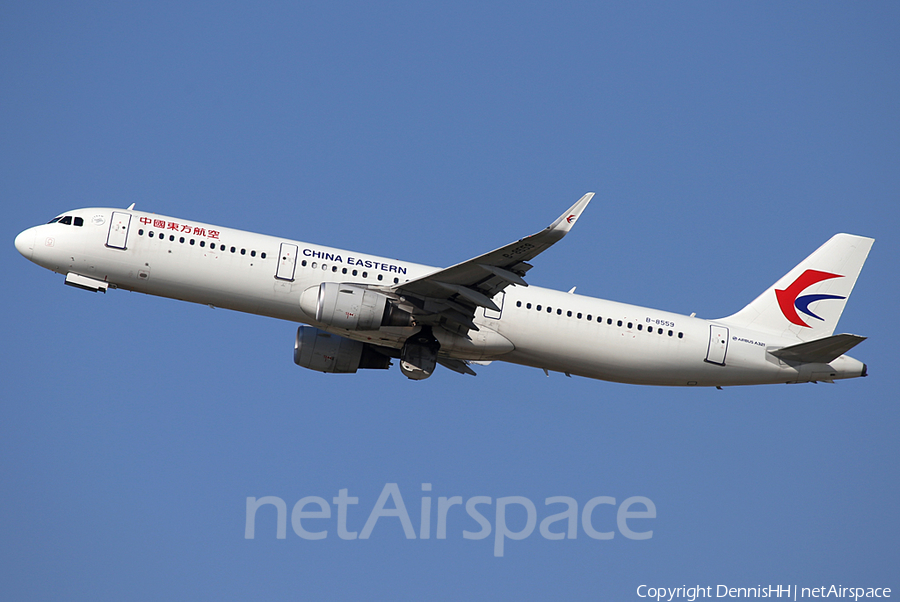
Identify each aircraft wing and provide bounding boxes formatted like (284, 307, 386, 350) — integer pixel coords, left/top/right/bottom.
(387, 193, 593, 332)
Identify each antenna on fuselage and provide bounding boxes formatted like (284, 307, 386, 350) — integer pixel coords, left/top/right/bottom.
(127, 203, 135, 210)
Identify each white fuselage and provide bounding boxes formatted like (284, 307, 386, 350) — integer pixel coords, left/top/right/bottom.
(15, 208, 866, 386)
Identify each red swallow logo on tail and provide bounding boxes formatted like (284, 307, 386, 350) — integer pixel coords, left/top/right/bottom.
(775, 269, 845, 327)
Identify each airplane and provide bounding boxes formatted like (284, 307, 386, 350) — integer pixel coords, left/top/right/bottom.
(14, 194, 873, 386)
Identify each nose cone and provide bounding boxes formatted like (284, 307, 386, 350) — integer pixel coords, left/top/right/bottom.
(15, 227, 36, 260)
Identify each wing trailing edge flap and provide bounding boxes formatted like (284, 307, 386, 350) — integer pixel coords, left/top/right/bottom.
(769, 333, 866, 364)
(391, 193, 595, 322)
(437, 357, 478, 376)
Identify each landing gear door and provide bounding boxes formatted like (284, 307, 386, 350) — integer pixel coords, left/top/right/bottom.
(705, 325, 729, 365)
(106, 212, 132, 250)
(483, 291, 505, 320)
(276, 243, 299, 281)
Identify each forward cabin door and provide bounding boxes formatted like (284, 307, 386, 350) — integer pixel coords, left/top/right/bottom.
(276, 243, 299, 281)
(106, 212, 132, 249)
(705, 325, 729, 365)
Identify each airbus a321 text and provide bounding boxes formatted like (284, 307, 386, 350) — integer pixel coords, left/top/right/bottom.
(15, 194, 874, 386)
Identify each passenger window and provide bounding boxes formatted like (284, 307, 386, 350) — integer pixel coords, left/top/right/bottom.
(169, 235, 175, 241)
(138, 229, 144, 236)
(159, 233, 164, 239)
(261, 252, 267, 259)
(231, 247, 236, 253)
(302, 260, 307, 267)
(334, 266, 339, 273)
(526, 303, 532, 309)
(668, 330, 673, 336)
(362, 272, 368, 278)
(220, 244, 226, 251)
(627, 322, 633, 329)
(190, 239, 195, 246)
(200, 240, 205, 247)
(637, 324, 643, 331)
(587, 315, 592, 321)
(251, 251, 256, 257)
(607, 318, 612, 325)
(617, 320, 623, 327)
(241, 249, 246, 255)
(179, 237, 185, 243)
(352, 270, 358, 276)
(536, 305, 542, 311)
(516, 301, 522, 307)
(393, 277, 398, 283)
(577, 313, 582, 319)
(678, 332, 684, 339)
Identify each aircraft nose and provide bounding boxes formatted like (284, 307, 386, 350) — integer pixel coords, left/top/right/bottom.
(15, 227, 35, 260)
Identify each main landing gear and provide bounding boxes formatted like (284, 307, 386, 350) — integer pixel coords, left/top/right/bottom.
(400, 326, 440, 380)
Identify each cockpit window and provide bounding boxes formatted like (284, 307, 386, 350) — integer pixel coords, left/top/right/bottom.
(46, 215, 84, 226)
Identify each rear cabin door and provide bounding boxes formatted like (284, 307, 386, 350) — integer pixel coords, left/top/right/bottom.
(276, 243, 299, 281)
(106, 212, 132, 249)
(705, 325, 729, 365)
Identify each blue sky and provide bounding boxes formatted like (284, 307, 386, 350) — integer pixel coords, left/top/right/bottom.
(2, 2, 898, 599)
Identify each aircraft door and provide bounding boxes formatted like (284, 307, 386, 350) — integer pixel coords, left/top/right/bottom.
(276, 243, 299, 281)
(106, 212, 132, 249)
(705, 325, 729, 365)
(483, 291, 505, 320)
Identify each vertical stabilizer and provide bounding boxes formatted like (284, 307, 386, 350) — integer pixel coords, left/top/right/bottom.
(719, 233, 873, 341)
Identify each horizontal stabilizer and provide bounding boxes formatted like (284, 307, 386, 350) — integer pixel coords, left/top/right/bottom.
(769, 333, 866, 364)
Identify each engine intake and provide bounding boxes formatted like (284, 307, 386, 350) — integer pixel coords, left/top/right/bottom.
(294, 326, 391, 373)
(300, 282, 412, 330)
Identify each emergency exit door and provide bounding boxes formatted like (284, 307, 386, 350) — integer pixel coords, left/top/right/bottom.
(483, 291, 505, 319)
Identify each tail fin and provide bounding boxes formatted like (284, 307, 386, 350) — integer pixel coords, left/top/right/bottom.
(719, 233, 874, 341)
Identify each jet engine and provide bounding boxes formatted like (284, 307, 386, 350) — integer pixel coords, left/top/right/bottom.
(300, 282, 413, 330)
(294, 326, 391, 373)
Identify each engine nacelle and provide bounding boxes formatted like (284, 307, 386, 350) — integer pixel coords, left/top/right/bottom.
(300, 282, 412, 330)
(294, 326, 391, 373)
